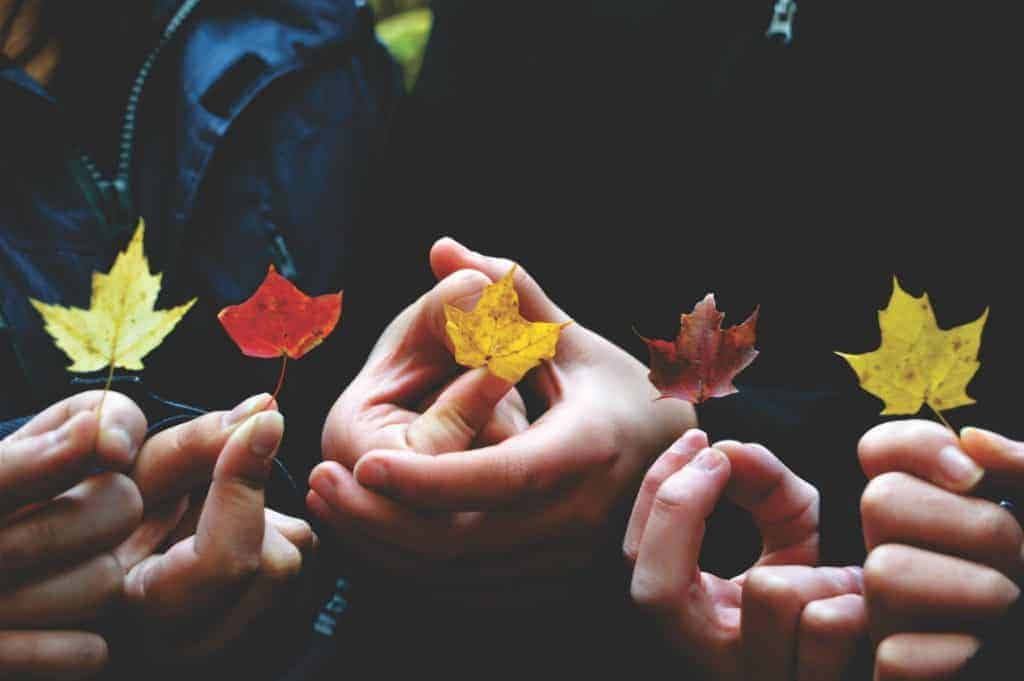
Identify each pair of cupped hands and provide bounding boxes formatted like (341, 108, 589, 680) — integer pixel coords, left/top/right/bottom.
(3, 239, 1020, 681)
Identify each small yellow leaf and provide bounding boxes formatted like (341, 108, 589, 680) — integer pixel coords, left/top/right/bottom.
(30, 220, 196, 373)
(444, 266, 569, 383)
(837, 277, 988, 417)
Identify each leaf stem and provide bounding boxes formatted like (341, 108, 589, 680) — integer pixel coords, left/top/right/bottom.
(271, 355, 288, 403)
(95, 362, 116, 422)
(927, 402, 955, 433)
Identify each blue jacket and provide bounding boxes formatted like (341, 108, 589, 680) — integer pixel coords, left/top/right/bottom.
(1, 1, 399, 677)
(1, 0, 398, 456)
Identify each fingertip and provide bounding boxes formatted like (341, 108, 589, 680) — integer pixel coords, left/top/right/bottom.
(674, 428, 709, 453)
(429, 237, 474, 279)
(93, 392, 147, 469)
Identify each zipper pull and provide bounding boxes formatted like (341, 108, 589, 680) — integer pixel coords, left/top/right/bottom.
(96, 178, 135, 234)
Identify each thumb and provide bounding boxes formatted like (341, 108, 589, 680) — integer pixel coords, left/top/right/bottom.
(404, 368, 514, 455)
(429, 238, 572, 326)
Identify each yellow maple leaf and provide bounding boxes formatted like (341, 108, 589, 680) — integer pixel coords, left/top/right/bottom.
(30, 219, 196, 374)
(444, 266, 570, 383)
(836, 277, 988, 418)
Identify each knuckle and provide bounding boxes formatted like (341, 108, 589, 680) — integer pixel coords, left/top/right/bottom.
(222, 553, 262, 583)
(263, 546, 303, 583)
(863, 545, 911, 596)
(639, 469, 666, 498)
(630, 571, 679, 612)
(860, 473, 907, 526)
(96, 472, 145, 526)
(744, 567, 799, 608)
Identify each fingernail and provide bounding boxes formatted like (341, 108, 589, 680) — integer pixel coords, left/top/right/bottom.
(693, 448, 727, 471)
(224, 393, 271, 429)
(244, 411, 283, 459)
(357, 460, 389, 489)
(938, 445, 984, 489)
(98, 425, 136, 461)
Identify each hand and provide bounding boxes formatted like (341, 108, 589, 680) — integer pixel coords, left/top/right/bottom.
(1, 391, 147, 680)
(626, 429, 866, 680)
(310, 238, 695, 584)
(859, 420, 1022, 680)
(118, 395, 316, 662)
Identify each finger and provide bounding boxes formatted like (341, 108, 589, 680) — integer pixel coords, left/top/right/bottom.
(960, 426, 1024, 485)
(473, 388, 530, 447)
(875, 633, 981, 681)
(2, 390, 145, 470)
(0, 631, 108, 680)
(741, 565, 864, 681)
(0, 473, 142, 588)
(0, 554, 123, 628)
(630, 448, 731, 615)
(796, 593, 867, 681)
(308, 462, 458, 560)
(132, 393, 272, 506)
(864, 544, 1020, 641)
(319, 270, 498, 469)
(859, 420, 984, 493)
(123, 411, 283, 615)
(265, 509, 317, 555)
(861, 472, 1024, 577)
(113, 495, 190, 571)
(0, 411, 99, 517)
(429, 238, 572, 325)
(352, 411, 613, 509)
(306, 489, 426, 575)
(404, 368, 514, 455)
(623, 429, 709, 563)
(715, 441, 821, 566)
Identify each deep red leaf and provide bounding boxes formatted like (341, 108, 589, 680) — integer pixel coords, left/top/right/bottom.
(641, 294, 759, 404)
(217, 265, 343, 360)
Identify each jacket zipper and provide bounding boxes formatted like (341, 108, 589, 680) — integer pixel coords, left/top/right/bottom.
(75, 0, 202, 234)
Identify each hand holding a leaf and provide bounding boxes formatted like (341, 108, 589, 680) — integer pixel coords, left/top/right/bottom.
(116, 395, 316, 662)
(625, 430, 866, 680)
(858, 420, 1022, 680)
(0, 391, 150, 680)
(311, 238, 693, 583)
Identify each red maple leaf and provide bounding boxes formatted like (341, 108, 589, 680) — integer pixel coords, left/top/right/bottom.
(218, 265, 343, 398)
(640, 294, 759, 404)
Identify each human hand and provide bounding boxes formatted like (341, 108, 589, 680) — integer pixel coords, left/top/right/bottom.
(310, 238, 694, 583)
(626, 429, 866, 680)
(119, 395, 316, 662)
(859, 420, 1022, 680)
(1, 391, 147, 680)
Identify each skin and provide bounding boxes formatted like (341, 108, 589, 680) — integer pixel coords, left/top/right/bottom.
(0, 391, 148, 680)
(309, 238, 695, 589)
(625, 429, 867, 680)
(122, 394, 316, 662)
(0, 0, 59, 84)
(859, 420, 1023, 681)
(0, 391, 315, 677)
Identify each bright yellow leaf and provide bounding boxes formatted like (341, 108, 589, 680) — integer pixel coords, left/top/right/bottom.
(30, 220, 196, 373)
(444, 266, 570, 383)
(836, 277, 988, 417)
